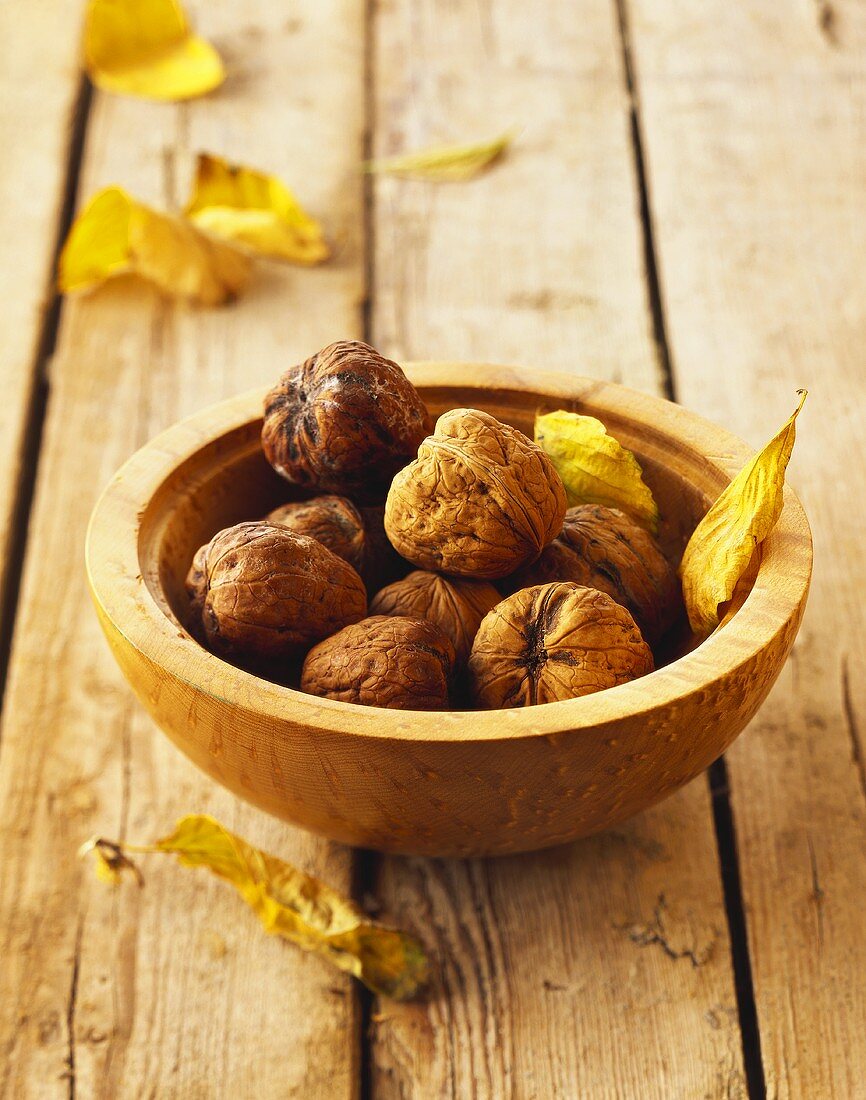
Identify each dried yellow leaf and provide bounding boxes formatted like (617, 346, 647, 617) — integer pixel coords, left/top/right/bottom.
(58, 186, 251, 305)
(80, 815, 428, 1000)
(364, 132, 513, 181)
(679, 391, 807, 635)
(185, 153, 330, 265)
(83, 0, 224, 101)
(534, 410, 660, 533)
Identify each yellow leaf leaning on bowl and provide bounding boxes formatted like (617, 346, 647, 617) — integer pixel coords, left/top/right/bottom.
(185, 153, 330, 265)
(83, 0, 224, 101)
(79, 814, 429, 1000)
(363, 132, 513, 181)
(679, 390, 808, 636)
(58, 186, 251, 306)
(534, 410, 660, 534)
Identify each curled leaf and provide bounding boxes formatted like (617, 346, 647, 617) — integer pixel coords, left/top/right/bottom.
(78, 837, 144, 886)
(83, 0, 224, 101)
(185, 153, 329, 265)
(364, 132, 513, 181)
(81, 815, 428, 1000)
(535, 410, 660, 533)
(58, 186, 251, 306)
(679, 391, 807, 635)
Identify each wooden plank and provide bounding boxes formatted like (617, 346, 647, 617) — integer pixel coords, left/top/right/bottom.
(0, 0, 84, 631)
(627, 0, 866, 1094)
(0, 2, 366, 1096)
(369, 2, 747, 1095)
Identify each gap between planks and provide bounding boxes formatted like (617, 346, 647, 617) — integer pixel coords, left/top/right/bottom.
(0, 75, 93, 731)
(615, 1, 766, 1095)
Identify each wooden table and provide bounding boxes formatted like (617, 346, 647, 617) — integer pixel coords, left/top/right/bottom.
(1, 1, 863, 1096)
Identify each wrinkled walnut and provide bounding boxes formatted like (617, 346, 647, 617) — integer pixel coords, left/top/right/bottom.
(468, 582, 653, 708)
(262, 340, 432, 501)
(370, 570, 500, 664)
(384, 408, 567, 579)
(301, 616, 455, 710)
(267, 495, 366, 577)
(185, 542, 209, 634)
(187, 521, 366, 663)
(508, 504, 679, 644)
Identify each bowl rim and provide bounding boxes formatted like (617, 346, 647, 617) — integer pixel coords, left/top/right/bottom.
(86, 363, 813, 743)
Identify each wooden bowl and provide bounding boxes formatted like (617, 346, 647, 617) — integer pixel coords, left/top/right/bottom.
(86, 365, 811, 857)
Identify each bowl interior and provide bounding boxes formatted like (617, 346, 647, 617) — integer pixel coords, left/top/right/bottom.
(143, 380, 722, 673)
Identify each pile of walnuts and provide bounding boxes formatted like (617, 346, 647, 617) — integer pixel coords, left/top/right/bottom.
(186, 340, 680, 711)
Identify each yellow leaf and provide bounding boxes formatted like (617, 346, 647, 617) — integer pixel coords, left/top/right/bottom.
(364, 132, 513, 181)
(82, 815, 428, 999)
(534, 410, 660, 533)
(78, 837, 144, 886)
(58, 186, 251, 306)
(679, 391, 807, 635)
(83, 0, 224, 101)
(185, 153, 330, 265)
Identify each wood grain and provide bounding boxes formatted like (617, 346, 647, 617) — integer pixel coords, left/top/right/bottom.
(0, 0, 84, 630)
(0, 1, 366, 1096)
(369, 1, 750, 1093)
(627, 0, 866, 1093)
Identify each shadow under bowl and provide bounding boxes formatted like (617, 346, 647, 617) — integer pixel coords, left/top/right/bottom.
(86, 364, 812, 857)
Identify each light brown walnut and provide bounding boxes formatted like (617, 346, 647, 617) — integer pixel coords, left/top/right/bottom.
(267, 495, 366, 577)
(369, 570, 500, 664)
(384, 408, 567, 579)
(187, 521, 366, 664)
(261, 340, 432, 501)
(508, 504, 680, 644)
(301, 616, 455, 710)
(469, 582, 653, 709)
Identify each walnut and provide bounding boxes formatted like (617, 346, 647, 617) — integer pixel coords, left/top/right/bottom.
(267, 495, 366, 577)
(262, 340, 432, 501)
(187, 520, 366, 663)
(384, 408, 567, 579)
(468, 582, 653, 709)
(185, 542, 208, 632)
(301, 616, 455, 710)
(370, 570, 500, 664)
(508, 504, 679, 644)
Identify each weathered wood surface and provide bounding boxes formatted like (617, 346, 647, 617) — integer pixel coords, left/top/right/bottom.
(0, 0, 84, 633)
(0, 1, 366, 1096)
(628, 0, 866, 1094)
(1, 0, 864, 1095)
(369, 1, 746, 1096)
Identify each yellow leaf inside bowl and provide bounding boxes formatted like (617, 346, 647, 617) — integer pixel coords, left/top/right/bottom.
(535, 410, 660, 533)
(84, 0, 224, 101)
(58, 186, 251, 305)
(679, 390, 807, 635)
(185, 153, 330, 265)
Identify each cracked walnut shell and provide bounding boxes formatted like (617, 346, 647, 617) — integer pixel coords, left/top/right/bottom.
(262, 340, 432, 501)
(267, 495, 367, 577)
(509, 504, 679, 644)
(369, 570, 500, 664)
(187, 521, 366, 662)
(384, 408, 567, 579)
(468, 582, 653, 708)
(301, 616, 455, 710)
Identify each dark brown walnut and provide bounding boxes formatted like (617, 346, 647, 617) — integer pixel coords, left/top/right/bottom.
(358, 504, 413, 592)
(370, 570, 500, 665)
(301, 616, 455, 710)
(384, 408, 568, 579)
(187, 521, 366, 663)
(266, 495, 366, 577)
(262, 340, 432, 501)
(185, 542, 209, 628)
(508, 504, 679, 644)
(468, 582, 653, 709)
